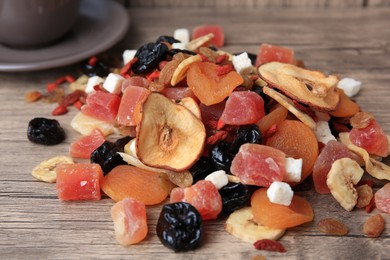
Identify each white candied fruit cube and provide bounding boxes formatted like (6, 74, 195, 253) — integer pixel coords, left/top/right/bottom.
(171, 42, 187, 50)
(232, 52, 252, 74)
(85, 76, 105, 93)
(267, 181, 293, 206)
(205, 170, 229, 190)
(284, 157, 303, 183)
(122, 49, 137, 65)
(103, 73, 125, 95)
(314, 120, 336, 144)
(337, 77, 362, 97)
(173, 28, 190, 45)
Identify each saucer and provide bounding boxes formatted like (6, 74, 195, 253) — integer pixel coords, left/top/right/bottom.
(0, 0, 130, 72)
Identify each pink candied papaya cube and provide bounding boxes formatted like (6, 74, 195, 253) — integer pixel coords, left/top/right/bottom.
(81, 91, 121, 123)
(69, 128, 106, 159)
(255, 43, 295, 67)
(56, 163, 103, 201)
(192, 25, 224, 47)
(117, 85, 150, 126)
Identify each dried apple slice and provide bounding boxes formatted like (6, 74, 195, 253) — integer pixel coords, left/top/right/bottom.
(136, 93, 206, 172)
(259, 62, 340, 111)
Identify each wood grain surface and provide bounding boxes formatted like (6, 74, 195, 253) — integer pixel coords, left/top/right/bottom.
(0, 6, 389, 260)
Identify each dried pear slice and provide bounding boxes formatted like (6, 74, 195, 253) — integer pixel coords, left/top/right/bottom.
(186, 33, 214, 52)
(170, 54, 202, 86)
(326, 158, 364, 211)
(225, 207, 285, 243)
(263, 86, 317, 130)
(259, 62, 340, 111)
(136, 93, 206, 172)
(174, 97, 201, 119)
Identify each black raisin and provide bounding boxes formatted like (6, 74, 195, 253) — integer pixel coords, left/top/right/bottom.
(156, 35, 180, 44)
(27, 117, 65, 145)
(167, 48, 197, 57)
(90, 136, 131, 175)
(80, 60, 109, 77)
(132, 42, 168, 75)
(210, 141, 235, 173)
(156, 202, 203, 252)
(230, 124, 262, 154)
(189, 156, 216, 183)
(219, 182, 250, 214)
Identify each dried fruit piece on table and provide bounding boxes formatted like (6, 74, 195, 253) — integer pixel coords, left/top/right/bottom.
(101, 165, 168, 205)
(259, 62, 340, 111)
(136, 93, 206, 172)
(375, 183, 390, 213)
(111, 197, 148, 246)
(70, 112, 115, 136)
(329, 88, 360, 118)
(251, 188, 314, 229)
(56, 163, 103, 201)
(326, 158, 364, 211)
(225, 207, 285, 243)
(363, 214, 385, 238)
(32, 156, 74, 183)
(265, 120, 318, 184)
(230, 143, 286, 187)
(253, 239, 286, 253)
(356, 184, 374, 209)
(187, 61, 244, 106)
(255, 43, 295, 67)
(192, 25, 224, 47)
(117, 85, 151, 127)
(27, 117, 65, 145)
(156, 202, 203, 251)
(81, 91, 121, 123)
(349, 112, 389, 157)
(220, 91, 265, 126)
(317, 218, 349, 236)
(170, 180, 222, 220)
(313, 140, 362, 194)
(69, 128, 106, 159)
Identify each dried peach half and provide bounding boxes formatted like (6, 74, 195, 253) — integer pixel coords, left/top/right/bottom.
(259, 62, 340, 111)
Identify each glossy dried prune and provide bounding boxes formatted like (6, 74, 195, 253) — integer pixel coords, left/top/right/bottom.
(189, 156, 216, 183)
(80, 60, 109, 77)
(90, 136, 131, 174)
(27, 117, 65, 145)
(230, 124, 262, 154)
(156, 35, 180, 44)
(210, 141, 235, 172)
(219, 182, 250, 214)
(156, 202, 203, 252)
(132, 42, 168, 75)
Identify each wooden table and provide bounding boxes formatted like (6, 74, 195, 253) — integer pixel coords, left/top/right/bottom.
(1, 6, 389, 260)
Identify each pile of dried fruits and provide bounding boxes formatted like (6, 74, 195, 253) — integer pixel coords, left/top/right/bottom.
(27, 25, 389, 253)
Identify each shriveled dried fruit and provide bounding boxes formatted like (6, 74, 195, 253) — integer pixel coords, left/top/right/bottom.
(326, 158, 364, 211)
(225, 207, 285, 243)
(356, 184, 374, 209)
(27, 117, 66, 145)
(317, 218, 348, 236)
(24, 90, 41, 102)
(259, 62, 340, 111)
(363, 214, 385, 238)
(32, 156, 74, 183)
(253, 239, 286, 253)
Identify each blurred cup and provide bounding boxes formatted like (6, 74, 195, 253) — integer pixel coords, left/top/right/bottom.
(0, 0, 80, 48)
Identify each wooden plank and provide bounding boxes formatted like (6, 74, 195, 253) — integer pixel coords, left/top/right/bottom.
(0, 6, 389, 260)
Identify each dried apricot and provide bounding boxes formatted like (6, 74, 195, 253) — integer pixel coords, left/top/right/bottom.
(329, 88, 360, 118)
(255, 104, 288, 137)
(266, 120, 318, 184)
(251, 188, 313, 229)
(101, 165, 169, 205)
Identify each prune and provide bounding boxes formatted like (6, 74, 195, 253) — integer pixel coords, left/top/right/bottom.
(156, 35, 180, 44)
(132, 42, 168, 75)
(90, 136, 131, 175)
(189, 156, 216, 183)
(210, 141, 235, 173)
(167, 49, 197, 57)
(233, 52, 257, 65)
(156, 202, 203, 252)
(219, 182, 250, 214)
(80, 60, 109, 77)
(230, 124, 262, 153)
(27, 117, 65, 145)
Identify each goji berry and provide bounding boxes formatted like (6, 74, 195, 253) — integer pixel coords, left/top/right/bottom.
(215, 54, 227, 64)
(206, 130, 228, 145)
(51, 105, 68, 116)
(365, 197, 376, 213)
(216, 118, 225, 130)
(120, 57, 138, 76)
(253, 239, 286, 253)
(146, 71, 160, 82)
(54, 77, 67, 85)
(59, 90, 86, 107)
(73, 100, 83, 110)
(88, 56, 98, 66)
(65, 75, 76, 83)
(216, 64, 233, 76)
(46, 83, 58, 92)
